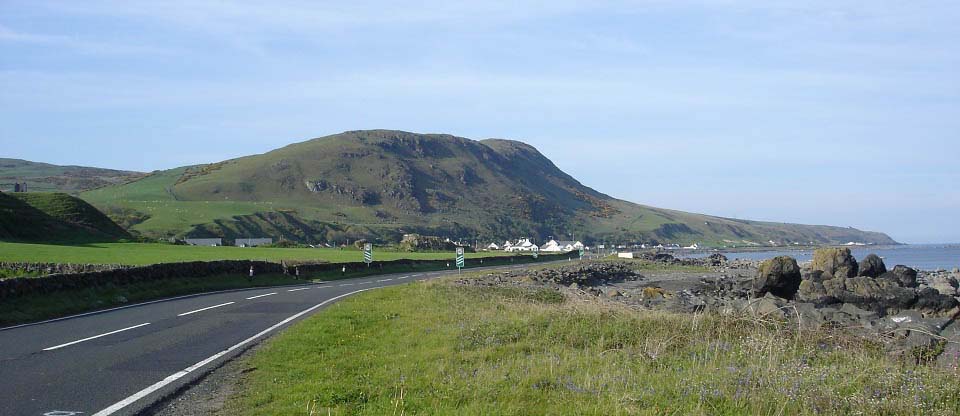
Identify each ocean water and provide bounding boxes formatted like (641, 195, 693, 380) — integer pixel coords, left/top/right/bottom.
(683, 244, 960, 271)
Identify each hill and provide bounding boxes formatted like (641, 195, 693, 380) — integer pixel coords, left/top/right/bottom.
(0, 192, 131, 243)
(80, 130, 896, 246)
(0, 158, 145, 193)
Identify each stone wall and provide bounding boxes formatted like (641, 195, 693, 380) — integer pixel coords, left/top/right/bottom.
(0, 254, 562, 300)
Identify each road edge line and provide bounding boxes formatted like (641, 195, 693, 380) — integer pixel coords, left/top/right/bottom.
(91, 288, 375, 416)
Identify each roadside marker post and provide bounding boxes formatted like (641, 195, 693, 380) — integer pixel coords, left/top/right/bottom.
(363, 243, 373, 267)
(456, 247, 465, 274)
(532, 246, 539, 260)
(579, 247, 585, 261)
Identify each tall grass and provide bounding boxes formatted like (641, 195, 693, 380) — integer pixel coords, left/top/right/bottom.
(226, 281, 960, 415)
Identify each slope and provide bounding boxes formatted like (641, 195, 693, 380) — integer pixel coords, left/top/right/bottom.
(0, 192, 131, 243)
(80, 130, 897, 246)
(0, 158, 145, 193)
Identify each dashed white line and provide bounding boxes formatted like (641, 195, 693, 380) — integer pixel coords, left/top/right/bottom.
(397, 276, 409, 280)
(358, 282, 372, 285)
(376, 279, 393, 282)
(245, 292, 277, 300)
(339, 283, 354, 287)
(91, 288, 376, 416)
(43, 323, 151, 351)
(287, 287, 311, 292)
(177, 302, 235, 317)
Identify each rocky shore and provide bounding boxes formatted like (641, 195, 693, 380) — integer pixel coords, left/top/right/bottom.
(456, 249, 960, 368)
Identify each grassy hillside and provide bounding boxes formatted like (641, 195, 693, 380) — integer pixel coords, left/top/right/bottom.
(0, 192, 130, 243)
(224, 279, 960, 415)
(0, 158, 144, 193)
(81, 130, 896, 246)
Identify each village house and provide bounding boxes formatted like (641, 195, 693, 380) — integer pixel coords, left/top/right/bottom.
(539, 239, 584, 253)
(486, 242, 500, 251)
(504, 238, 538, 252)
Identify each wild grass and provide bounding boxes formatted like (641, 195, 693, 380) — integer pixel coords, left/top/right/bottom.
(225, 280, 960, 415)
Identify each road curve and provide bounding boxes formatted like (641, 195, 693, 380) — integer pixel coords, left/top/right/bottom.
(0, 262, 556, 416)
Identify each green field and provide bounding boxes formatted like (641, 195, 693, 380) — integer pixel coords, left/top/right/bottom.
(224, 278, 960, 415)
(0, 242, 510, 266)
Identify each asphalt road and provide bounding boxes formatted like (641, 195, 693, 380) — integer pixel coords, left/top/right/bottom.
(0, 262, 555, 416)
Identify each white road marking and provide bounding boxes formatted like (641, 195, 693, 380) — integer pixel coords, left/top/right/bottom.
(358, 281, 371, 285)
(43, 323, 151, 351)
(91, 288, 376, 416)
(287, 288, 311, 292)
(339, 283, 353, 287)
(245, 292, 277, 300)
(376, 279, 393, 282)
(397, 276, 409, 280)
(177, 302, 235, 317)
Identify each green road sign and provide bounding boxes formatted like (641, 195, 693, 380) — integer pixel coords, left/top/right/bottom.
(363, 243, 373, 265)
(456, 247, 465, 269)
(579, 247, 585, 259)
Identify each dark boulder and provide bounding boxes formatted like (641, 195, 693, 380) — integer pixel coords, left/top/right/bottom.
(812, 247, 858, 279)
(913, 288, 959, 315)
(707, 253, 728, 266)
(753, 256, 802, 299)
(878, 265, 918, 288)
(858, 254, 887, 278)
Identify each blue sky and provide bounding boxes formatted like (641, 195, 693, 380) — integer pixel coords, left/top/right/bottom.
(1, 1, 957, 243)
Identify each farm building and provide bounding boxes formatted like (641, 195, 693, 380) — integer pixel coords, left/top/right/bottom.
(236, 238, 273, 247)
(185, 238, 222, 246)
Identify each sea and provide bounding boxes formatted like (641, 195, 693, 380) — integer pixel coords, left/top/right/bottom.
(682, 244, 960, 271)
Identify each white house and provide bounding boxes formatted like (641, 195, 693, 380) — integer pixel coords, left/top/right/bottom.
(504, 238, 539, 252)
(540, 240, 584, 253)
(185, 238, 222, 246)
(487, 242, 500, 251)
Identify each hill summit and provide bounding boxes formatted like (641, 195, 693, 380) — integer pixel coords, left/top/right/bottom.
(80, 130, 896, 246)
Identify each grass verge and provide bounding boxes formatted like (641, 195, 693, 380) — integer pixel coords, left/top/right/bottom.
(0, 242, 513, 266)
(224, 280, 960, 415)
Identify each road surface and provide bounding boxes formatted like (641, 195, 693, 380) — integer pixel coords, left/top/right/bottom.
(0, 262, 554, 415)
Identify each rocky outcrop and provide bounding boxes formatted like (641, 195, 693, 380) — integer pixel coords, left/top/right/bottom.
(879, 265, 918, 288)
(811, 247, 858, 279)
(753, 256, 801, 299)
(858, 254, 887, 278)
(797, 274, 957, 316)
(525, 262, 643, 286)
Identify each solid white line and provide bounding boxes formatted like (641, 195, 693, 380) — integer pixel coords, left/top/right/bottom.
(245, 292, 277, 300)
(91, 288, 375, 416)
(43, 323, 151, 351)
(177, 302, 235, 317)
(287, 288, 311, 292)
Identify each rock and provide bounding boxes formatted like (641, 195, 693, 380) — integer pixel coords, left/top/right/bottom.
(812, 247, 859, 279)
(801, 269, 826, 282)
(878, 265, 918, 288)
(603, 287, 623, 298)
(796, 280, 839, 306)
(913, 288, 959, 315)
(858, 254, 887, 278)
(753, 256, 802, 299)
(749, 295, 787, 318)
(707, 253, 728, 266)
(928, 275, 958, 296)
